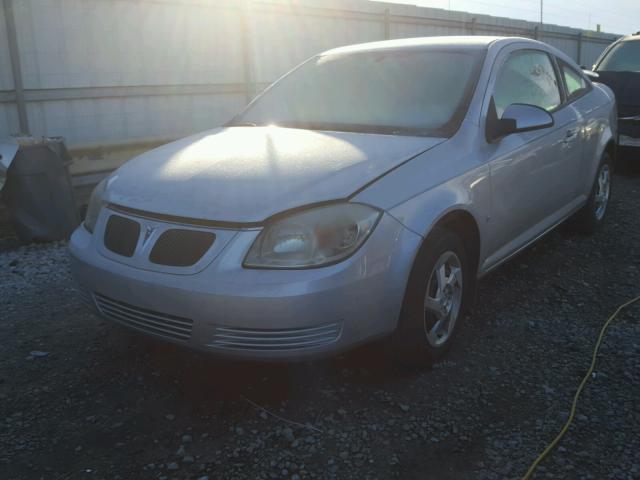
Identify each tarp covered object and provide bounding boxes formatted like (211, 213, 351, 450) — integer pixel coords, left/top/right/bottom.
(1, 137, 79, 242)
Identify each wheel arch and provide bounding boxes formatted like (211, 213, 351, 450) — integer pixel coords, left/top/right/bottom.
(401, 206, 483, 316)
(393, 206, 482, 353)
(604, 137, 616, 164)
(432, 209, 482, 280)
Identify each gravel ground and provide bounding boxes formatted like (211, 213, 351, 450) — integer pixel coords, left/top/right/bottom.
(1, 172, 639, 480)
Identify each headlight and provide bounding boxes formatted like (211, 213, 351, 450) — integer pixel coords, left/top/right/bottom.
(83, 179, 107, 233)
(244, 203, 381, 269)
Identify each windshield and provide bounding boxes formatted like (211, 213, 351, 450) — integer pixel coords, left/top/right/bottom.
(597, 40, 640, 72)
(232, 49, 485, 137)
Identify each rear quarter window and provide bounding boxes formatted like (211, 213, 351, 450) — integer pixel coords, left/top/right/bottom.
(559, 60, 590, 100)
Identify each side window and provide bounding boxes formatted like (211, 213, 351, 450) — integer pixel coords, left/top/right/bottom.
(596, 41, 640, 72)
(493, 50, 562, 116)
(559, 60, 589, 100)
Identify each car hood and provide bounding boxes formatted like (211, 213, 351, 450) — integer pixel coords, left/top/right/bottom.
(105, 126, 445, 223)
(595, 71, 640, 115)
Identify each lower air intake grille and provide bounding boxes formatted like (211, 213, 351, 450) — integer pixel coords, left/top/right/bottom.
(76, 286, 95, 309)
(94, 292, 193, 341)
(209, 322, 343, 351)
(149, 229, 215, 267)
(104, 215, 140, 257)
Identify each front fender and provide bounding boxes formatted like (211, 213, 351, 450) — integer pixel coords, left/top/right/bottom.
(352, 121, 492, 271)
(362, 163, 491, 270)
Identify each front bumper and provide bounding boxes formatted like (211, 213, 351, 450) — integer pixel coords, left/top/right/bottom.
(618, 116, 640, 150)
(69, 208, 421, 360)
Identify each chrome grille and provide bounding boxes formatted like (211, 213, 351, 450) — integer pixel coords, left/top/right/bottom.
(103, 215, 140, 257)
(93, 292, 193, 341)
(209, 322, 343, 351)
(149, 229, 216, 267)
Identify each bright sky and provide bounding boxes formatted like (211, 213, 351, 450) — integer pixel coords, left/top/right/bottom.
(377, 0, 640, 35)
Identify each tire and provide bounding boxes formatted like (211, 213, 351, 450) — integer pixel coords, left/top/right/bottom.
(572, 152, 613, 234)
(391, 227, 471, 367)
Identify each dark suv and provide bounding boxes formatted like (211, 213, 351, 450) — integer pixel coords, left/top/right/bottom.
(593, 33, 640, 162)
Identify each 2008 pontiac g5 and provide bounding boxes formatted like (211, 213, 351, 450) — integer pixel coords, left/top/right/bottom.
(69, 36, 617, 364)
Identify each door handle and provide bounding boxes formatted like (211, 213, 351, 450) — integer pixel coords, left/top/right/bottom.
(563, 129, 578, 144)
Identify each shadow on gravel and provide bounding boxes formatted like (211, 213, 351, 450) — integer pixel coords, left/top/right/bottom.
(116, 332, 416, 406)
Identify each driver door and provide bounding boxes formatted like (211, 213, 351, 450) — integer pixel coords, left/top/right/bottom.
(482, 47, 582, 270)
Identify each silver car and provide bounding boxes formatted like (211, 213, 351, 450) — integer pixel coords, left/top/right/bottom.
(69, 36, 616, 364)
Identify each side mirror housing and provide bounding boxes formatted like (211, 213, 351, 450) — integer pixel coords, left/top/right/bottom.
(486, 99, 554, 142)
(582, 69, 600, 80)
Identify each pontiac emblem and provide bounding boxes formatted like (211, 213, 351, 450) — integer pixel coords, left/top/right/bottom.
(143, 226, 155, 244)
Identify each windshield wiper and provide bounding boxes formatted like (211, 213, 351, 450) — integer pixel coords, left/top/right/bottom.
(225, 120, 438, 136)
(273, 121, 436, 137)
(228, 121, 259, 127)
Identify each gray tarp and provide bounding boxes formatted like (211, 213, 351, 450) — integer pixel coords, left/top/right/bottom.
(0, 137, 19, 192)
(1, 136, 79, 242)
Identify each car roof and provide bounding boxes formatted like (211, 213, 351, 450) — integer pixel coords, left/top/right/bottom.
(619, 33, 640, 42)
(321, 36, 535, 56)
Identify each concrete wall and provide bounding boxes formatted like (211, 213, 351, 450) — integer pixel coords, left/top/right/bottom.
(0, 0, 620, 174)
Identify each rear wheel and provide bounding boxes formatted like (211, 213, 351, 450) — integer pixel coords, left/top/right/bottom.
(392, 227, 470, 366)
(572, 153, 612, 233)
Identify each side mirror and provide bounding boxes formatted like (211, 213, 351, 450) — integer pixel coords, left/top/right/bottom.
(582, 69, 599, 80)
(486, 99, 554, 142)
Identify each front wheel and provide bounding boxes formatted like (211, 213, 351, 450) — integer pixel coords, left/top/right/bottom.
(572, 153, 613, 234)
(392, 227, 471, 366)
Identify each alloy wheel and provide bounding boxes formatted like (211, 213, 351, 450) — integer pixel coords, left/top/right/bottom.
(423, 251, 463, 348)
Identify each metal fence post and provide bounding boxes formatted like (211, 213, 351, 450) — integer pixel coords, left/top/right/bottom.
(384, 8, 390, 40)
(3, 0, 29, 134)
(469, 17, 477, 35)
(241, 0, 254, 104)
(576, 32, 583, 66)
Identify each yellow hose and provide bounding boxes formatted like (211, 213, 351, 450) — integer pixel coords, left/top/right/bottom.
(522, 295, 640, 480)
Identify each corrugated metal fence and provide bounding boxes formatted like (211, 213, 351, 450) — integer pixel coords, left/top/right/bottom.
(0, 0, 619, 172)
